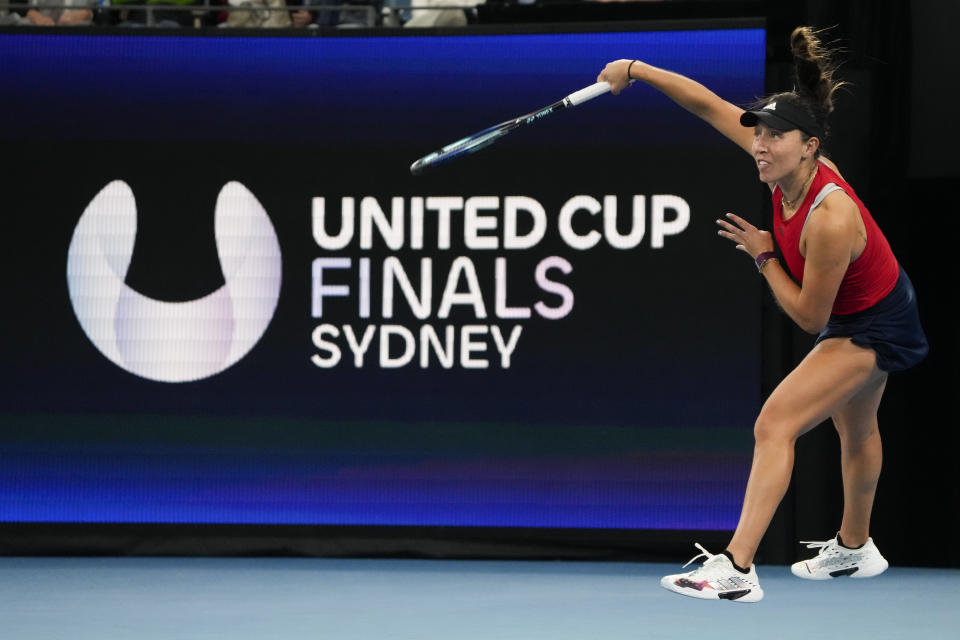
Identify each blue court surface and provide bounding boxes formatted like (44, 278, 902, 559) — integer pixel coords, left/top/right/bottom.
(0, 557, 956, 639)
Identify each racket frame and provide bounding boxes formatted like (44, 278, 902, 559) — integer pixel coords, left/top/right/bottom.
(409, 81, 613, 175)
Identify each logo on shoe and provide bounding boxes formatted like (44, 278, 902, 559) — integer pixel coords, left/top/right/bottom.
(675, 578, 710, 591)
(66, 180, 282, 383)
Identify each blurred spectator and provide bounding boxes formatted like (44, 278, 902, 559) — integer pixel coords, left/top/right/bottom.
(224, 0, 291, 27)
(335, 0, 378, 27)
(287, 0, 339, 28)
(403, 0, 477, 27)
(0, 4, 20, 24)
(9, 0, 95, 25)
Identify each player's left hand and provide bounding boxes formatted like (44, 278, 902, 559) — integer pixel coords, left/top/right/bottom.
(716, 212, 773, 259)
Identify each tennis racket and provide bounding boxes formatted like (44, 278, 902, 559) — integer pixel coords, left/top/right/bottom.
(409, 81, 617, 176)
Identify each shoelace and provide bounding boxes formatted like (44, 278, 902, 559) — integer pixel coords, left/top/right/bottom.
(798, 538, 840, 556)
(681, 542, 717, 569)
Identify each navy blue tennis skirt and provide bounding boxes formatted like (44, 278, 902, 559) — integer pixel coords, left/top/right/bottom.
(816, 266, 928, 372)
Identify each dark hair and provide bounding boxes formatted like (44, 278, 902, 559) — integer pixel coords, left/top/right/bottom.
(759, 27, 848, 154)
(790, 26, 846, 112)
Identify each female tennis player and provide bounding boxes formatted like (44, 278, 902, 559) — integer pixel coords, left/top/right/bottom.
(598, 27, 927, 602)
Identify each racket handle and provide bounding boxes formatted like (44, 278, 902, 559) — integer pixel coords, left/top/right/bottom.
(566, 81, 613, 106)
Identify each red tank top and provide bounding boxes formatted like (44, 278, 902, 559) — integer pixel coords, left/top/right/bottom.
(772, 161, 898, 315)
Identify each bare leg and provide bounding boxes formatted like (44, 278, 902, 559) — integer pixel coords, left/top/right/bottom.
(833, 373, 887, 547)
(725, 338, 885, 568)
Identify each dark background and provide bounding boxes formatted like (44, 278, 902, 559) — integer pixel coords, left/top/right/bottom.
(1, 0, 957, 568)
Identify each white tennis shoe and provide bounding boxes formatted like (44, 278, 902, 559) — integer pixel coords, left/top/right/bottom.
(791, 534, 889, 580)
(660, 543, 763, 602)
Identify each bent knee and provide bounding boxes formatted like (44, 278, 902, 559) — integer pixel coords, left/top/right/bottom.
(753, 410, 802, 445)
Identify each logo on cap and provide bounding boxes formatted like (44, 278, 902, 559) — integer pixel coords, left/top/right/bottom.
(66, 180, 282, 383)
(763, 102, 777, 111)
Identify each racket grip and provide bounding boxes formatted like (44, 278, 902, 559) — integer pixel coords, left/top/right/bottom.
(566, 81, 613, 106)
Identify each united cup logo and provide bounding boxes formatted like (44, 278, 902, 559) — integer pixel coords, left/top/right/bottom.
(66, 180, 282, 383)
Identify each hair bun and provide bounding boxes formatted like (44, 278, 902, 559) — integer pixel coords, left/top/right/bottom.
(789, 26, 846, 115)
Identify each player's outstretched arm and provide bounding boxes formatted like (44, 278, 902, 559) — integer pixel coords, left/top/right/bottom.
(598, 59, 755, 156)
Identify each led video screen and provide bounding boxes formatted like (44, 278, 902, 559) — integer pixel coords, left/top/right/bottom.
(0, 24, 764, 530)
